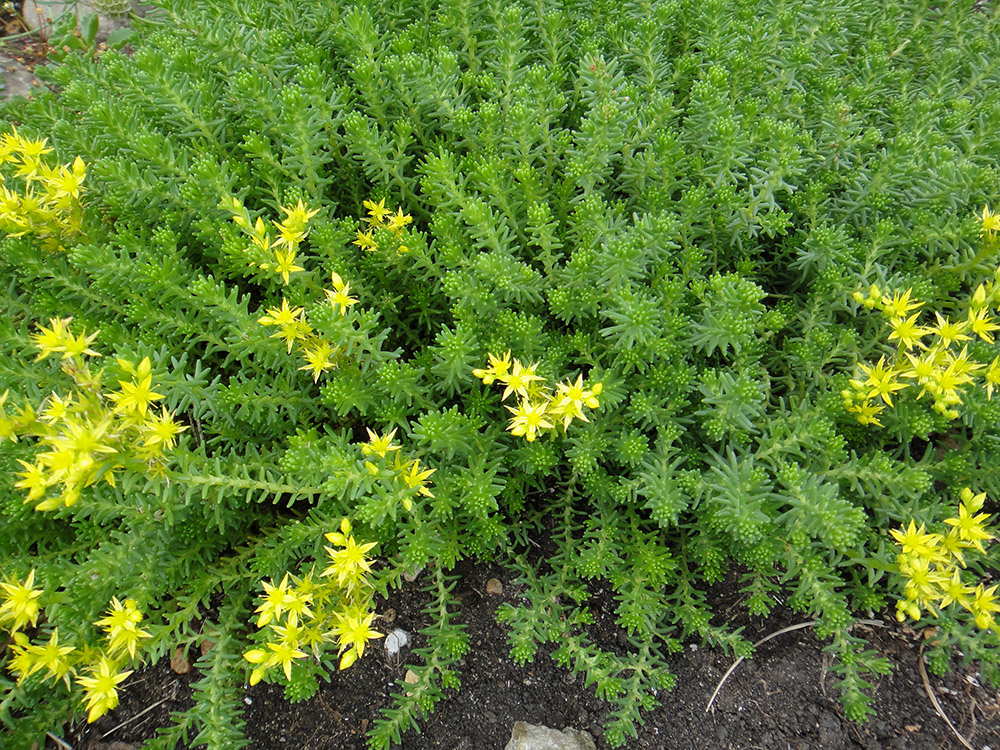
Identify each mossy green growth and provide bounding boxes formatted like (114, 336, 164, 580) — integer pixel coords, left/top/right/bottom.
(2, 0, 1000, 746)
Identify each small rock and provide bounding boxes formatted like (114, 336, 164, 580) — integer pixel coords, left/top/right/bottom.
(403, 668, 419, 697)
(199, 639, 215, 656)
(453, 738, 474, 750)
(384, 628, 410, 658)
(402, 566, 424, 582)
(486, 578, 503, 595)
(0, 52, 46, 102)
(22, 0, 136, 43)
(504, 722, 596, 750)
(170, 647, 191, 674)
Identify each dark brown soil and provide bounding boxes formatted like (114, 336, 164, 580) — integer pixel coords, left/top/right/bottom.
(64, 560, 1000, 750)
(0, 7, 50, 71)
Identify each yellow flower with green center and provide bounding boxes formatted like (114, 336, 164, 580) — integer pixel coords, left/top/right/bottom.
(299, 340, 337, 382)
(76, 655, 132, 723)
(273, 199, 319, 249)
(549, 375, 602, 430)
(499, 360, 544, 402)
(274, 318, 313, 353)
(361, 427, 400, 458)
(398, 458, 436, 503)
(506, 399, 554, 442)
(333, 608, 383, 669)
(30, 317, 74, 360)
(901, 556, 938, 606)
(257, 298, 303, 327)
(254, 574, 296, 628)
(269, 248, 304, 285)
(95, 597, 151, 660)
(107, 357, 164, 417)
(887, 313, 928, 350)
(62, 329, 101, 359)
(880, 289, 922, 319)
(967, 305, 1000, 343)
(26, 628, 75, 682)
(944, 503, 994, 553)
(473, 350, 513, 385)
(141, 407, 188, 452)
(936, 570, 973, 610)
(0, 569, 43, 631)
(353, 228, 377, 251)
(263, 640, 307, 680)
(7, 633, 37, 681)
(851, 399, 884, 427)
(971, 584, 1000, 630)
(323, 522, 378, 590)
(46, 157, 86, 203)
(980, 204, 1000, 234)
(928, 312, 972, 346)
(385, 207, 412, 234)
(855, 356, 907, 406)
(14, 460, 49, 502)
(276, 586, 313, 629)
(362, 197, 390, 225)
(326, 271, 359, 315)
(889, 521, 941, 558)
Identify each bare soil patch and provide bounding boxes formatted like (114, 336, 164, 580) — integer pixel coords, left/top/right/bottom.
(66, 560, 1000, 750)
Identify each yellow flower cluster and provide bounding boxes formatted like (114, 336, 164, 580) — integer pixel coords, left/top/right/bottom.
(352, 197, 413, 255)
(244, 519, 382, 681)
(1, 573, 149, 722)
(980, 205, 1000, 236)
(360, 427, 435, 511)
(3, 318, 187, 510)
(250, 196, 415, 379)
(845, 279, 1000, 425)
(473, 352, 602, 442)
(256, 271, 359, 381)
(0, 128, 86, 250)
(891, 488, 999, 630)
(223, 196, 320, 285)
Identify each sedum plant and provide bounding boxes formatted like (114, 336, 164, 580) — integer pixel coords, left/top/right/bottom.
(2, 0, 1000, 747)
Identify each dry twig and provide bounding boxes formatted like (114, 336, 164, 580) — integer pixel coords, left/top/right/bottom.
(101, 697, 168, 739)
(916, 642, 974, 750)
(706, 619, 884, 714)
(45, 732, 75, 750)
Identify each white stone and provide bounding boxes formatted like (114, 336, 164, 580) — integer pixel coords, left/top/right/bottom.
(384, 628, 410, 657)
(402, 565, 424, 582)
(504, 722, 596, 750)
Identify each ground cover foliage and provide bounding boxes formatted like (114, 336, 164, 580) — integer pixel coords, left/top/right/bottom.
(2, 0, 1000, 746)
